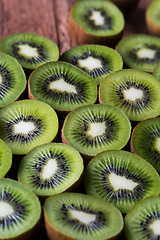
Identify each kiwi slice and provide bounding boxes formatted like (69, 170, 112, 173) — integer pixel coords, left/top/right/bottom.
(99, 69, 160, 121)
(153, 62, 160, 81)
(0, 100, 58, 155)
(124, 195, 160, 240)
(0, 53, 26, 108)
(84, 150, 160, 214)
(62, 104, 131, 157)
(28, 61, 97, 112)
(18, 143, 84, 196)
(0, 139, 12, 178)
(44, 192, 123, 240)
(0, 178, 41, 239)
(71, 0, 124, 45)
(0, 33, 59, 70)
(146, 0, 160, 37)
(59, 44, 123, 85)
(116, 34, 160, 72)
(131, 117, 160, 174)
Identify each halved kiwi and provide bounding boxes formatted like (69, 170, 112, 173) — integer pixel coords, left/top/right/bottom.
(131, 117, 160, 174)
(28, 61, 97, 112)
(0, 138, 12, 178)
(0, 33, 59, 70)
(0, 53, 26, 108)
(84, 150, 160, 213)
(124, 195, 160, 240)
(116, 34, 160, 72)
(62, 104, 131, 157)
(18, 143, 84, 196)
(70, 0, 124, 46)
(0, 100, 58, 155)
(99, 69, 160, 121)
(44, 192, 123, 240)
(59, 44, 123, 85)
(0, 178, 41, 240)
(146, 0, 160, 37)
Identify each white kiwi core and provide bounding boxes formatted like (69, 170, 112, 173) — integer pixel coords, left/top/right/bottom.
(49, 78, 77, 94)
(87, 122, 106, 137)
(13, 121, 36, 135)
(89, 10, 105, 26)
(149, 220, 160, 235)
(0, 202, 14, 218)
(155, 137, 160, 152)
(78, 56, 102, 71)
(18, 44, 39, 58)
(108, 172, 139, 191)
(123, 87, 143, 101)
(41, 158, 58, 180)
(137, 48, 156, 59)
(68, 209, 96, 225)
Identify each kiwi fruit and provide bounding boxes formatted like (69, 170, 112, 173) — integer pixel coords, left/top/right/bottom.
(18, 142, 84, 197)
(62, 104, 131, 158)
(146, 0, 160, 37)
(116, 34, 160, 73)
(0, 138, 12, 178)
(0, 178, 41, 240)
(124, 195, 160, 240)
(131, 117, 160, 174)
(0, 53, 26, 108)
(84, 150, 160, 214)
(70, 0, 125, 46)
(59, 44, 123, 85)
(0, 100, 58, 155)
(0, 33, 59, 70)
(99, 69, 160, 121)
(28, 61, 97, 112)
(153, 62, 160, 81)
(43, 192, 123, 240)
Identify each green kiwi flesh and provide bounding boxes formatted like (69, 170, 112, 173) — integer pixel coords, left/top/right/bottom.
(99, 69, 160, 121)
(0, 100, 58, 155)
(116, 34, 160, 72)
(0, 178, 41, 239)
(84, 150, 160, 213)
(62, 104, 131, 157)
(71, 0, 124, 37)
(44, 192, 123, 240)
(153, 62, 160, 81)
(124, 196, 160, 240)
(60, 44, 123, 85)
(0, 53, 26, 108)
(18, 143, 83, 196)
(146, 0, 160, 36)
(0, 138, 12, 178)
(0, 33, 59, 70)
(28, 61, 97, 112)
(131, 117, 160, 174)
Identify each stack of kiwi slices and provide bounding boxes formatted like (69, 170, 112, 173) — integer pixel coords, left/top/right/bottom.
(60, 44, 123, 85)
(2, 1, 160, 240)
(70, 0, 125, 46)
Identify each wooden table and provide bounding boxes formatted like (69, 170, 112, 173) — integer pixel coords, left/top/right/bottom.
(0, 0, 153, 239)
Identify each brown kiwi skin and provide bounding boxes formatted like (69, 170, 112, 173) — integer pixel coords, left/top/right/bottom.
(69, 11, 123, 48)
(146, 14, 160, 37)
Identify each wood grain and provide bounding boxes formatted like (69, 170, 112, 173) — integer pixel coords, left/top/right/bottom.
(0, 0, 152, 55)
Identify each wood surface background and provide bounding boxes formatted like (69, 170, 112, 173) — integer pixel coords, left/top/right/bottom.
(0, 0, 153, 239)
